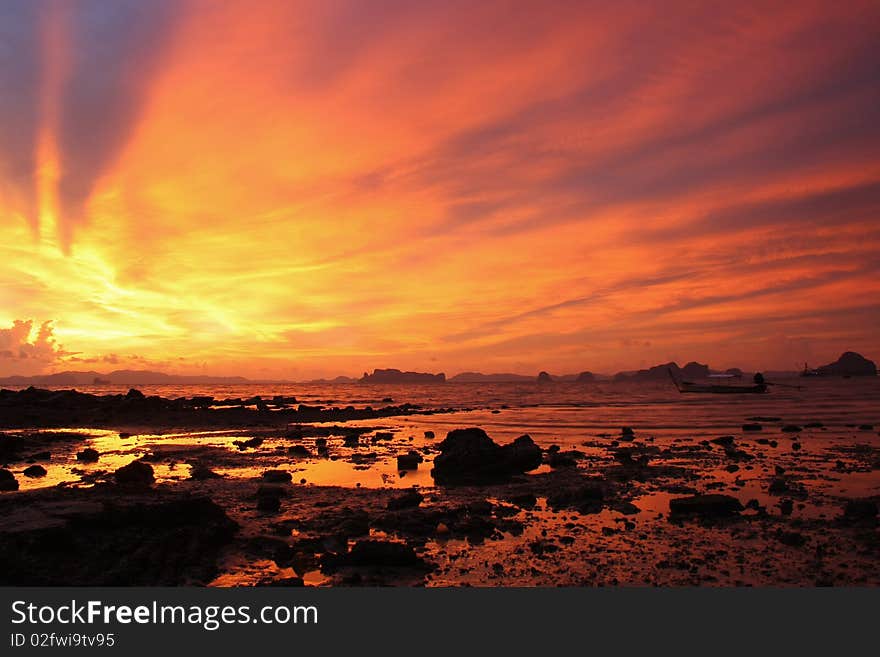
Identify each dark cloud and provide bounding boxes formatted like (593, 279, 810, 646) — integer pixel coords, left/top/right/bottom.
(0, 1, 41, 229)
(55, 0, 181, 242)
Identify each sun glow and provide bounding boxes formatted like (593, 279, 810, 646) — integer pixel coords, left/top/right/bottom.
(1, 1, 879, 378)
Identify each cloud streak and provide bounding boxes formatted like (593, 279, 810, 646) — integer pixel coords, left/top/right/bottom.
(0, 0, 878, 377)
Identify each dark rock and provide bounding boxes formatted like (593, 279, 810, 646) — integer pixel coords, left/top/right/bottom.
(776, 530, 807, 547)
(742, 423, 762, 432)
(125, 388, 145, 399)
(431, 428, 541, 485)
(805, 422, 824, 428)
(858, 424, 874, 431)
(508, 493, 537, 509)
(537, 371, 553, 383)
(324, 540, 427, 570)
(0, 492, 237, 585)
(843, 499, 878, 521)
(779, 499, 794, 516)
(233, 437, 263, 450)
(547, 484, 604, 514)
(343, 434, 360, 447)
(769, 477, 789, 494)
(256, 484, 288, 498)
(669, 494, 743, 517)
(387, 489, 423, 510)
(504, 435, 543, 471)
(548, 451, 581, 468)
(114, 461, 154, 487)
(396, 451, 423, 470)
(189, 464, 222, 480)
(260, 576, 304, 587)
(76, 448, 100, 463)
(781, 425, 802, 433)
(424, 431, 435, 439)
(257, 495, 282, 512)
(262, 470, 293, 483)
(23, 464, 47, 478)
(711, 436, 736, 446)
(288, 445, 311, 457)
(0, 469, 18, 491)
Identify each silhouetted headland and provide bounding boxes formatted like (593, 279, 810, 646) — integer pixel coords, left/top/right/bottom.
(360, 369, 446, 383)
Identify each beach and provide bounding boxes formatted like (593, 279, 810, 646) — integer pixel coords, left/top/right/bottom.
(1, 378, 878, 586)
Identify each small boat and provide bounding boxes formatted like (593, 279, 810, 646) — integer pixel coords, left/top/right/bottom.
(668, 369, 767, 394)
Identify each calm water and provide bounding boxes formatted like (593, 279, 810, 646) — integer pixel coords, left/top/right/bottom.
(29, 377, 880, 435)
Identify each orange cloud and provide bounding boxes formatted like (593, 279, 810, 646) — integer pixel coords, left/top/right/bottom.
(0, 0, 878, 377)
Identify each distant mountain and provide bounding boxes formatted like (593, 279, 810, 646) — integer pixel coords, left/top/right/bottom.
(0, 370, 250, 386)
(301, 375, 358, 384)
(448, 372, 535, 383)
(816, 351, 877, 376)
(614, 361, 709, 381)
(359, 368, 446, 383)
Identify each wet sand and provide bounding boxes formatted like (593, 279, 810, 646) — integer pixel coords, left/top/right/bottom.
(1, 387, 878, 586)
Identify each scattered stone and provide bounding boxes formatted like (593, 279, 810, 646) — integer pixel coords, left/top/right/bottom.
(189, 464, 222, 480)
(114, 460, 154, 487)
(256, 494, 282, 512)
(23, 465, 47, 478)
(76, 448, 100, 463)
(387, 489, 423, 510)
(234, 437, 263, 450)
(769, 477, 789, 494)
(843, 499, 878, 521)
(262, 470, 293, 483)
(669, 494, 743, 518)
(0, 469, 18, 491)
(547, 484, 604, 514)
(431, 428, 541, 485)
(508, 493, 537, 509)
(323, 540, 428, 571)
(548, 450, 581, 468)
(776, 530, 807, 547)
(397, 451, 423, 470)
(0, 491, 237, 585)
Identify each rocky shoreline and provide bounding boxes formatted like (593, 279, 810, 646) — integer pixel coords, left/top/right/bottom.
(1, 389, 879, 586)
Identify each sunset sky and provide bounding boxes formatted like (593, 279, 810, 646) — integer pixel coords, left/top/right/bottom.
(1, 0, 879, 379)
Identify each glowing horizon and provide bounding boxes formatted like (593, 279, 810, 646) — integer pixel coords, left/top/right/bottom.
(1, 1, 879, 379)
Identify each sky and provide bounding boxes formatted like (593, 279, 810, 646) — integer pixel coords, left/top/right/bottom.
(1, 0, 879, 379)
